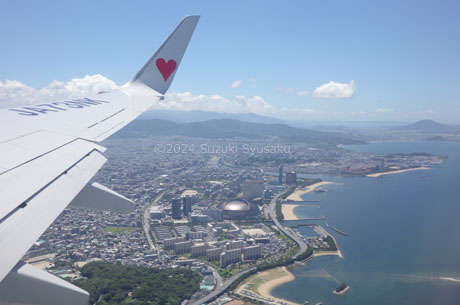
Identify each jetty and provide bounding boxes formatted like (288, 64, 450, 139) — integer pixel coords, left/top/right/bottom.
(330, 226, 348, 236)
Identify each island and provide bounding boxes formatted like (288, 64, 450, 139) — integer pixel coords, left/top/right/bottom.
(333, 282, 350, 295)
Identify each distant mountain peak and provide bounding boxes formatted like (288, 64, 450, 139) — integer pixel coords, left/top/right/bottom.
(395, 119, 456, 133)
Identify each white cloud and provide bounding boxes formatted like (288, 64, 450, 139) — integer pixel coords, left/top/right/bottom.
(296, 90, 310, 97)
(230, 80, 242, 88)
(249, 78, 257, 88)
(0, 74, 117, 108)
(312, 80, 356, 99)
(376, 108, 393, 113)
(161, 92, 277, 115)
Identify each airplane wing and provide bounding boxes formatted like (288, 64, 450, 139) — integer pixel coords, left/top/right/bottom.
(0, 15, 199, 305)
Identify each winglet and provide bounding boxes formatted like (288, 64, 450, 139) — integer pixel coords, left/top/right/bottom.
(128, 15, 200, 94)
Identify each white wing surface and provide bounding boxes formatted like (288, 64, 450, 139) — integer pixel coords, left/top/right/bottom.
(0, 15, 199, 305)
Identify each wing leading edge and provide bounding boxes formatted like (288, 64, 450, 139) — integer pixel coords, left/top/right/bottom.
(0, 15, 200, 304)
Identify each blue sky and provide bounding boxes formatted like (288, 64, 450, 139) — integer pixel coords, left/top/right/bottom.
(1, 0, 459, 122)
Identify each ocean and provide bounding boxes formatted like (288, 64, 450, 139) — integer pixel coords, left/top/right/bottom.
(272, 141, 460, 305)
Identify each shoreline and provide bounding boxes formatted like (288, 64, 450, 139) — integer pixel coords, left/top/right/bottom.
(285, 181, 335, 201)
(237, 267, 300, 305)
(281, 204, 300, 220)
(367, 167, 430, 178)
(313, 250, 344, 259)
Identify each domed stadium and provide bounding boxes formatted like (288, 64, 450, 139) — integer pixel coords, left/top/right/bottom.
(217, 198, 260, 219)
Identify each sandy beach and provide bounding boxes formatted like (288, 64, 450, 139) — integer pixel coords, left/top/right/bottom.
(285, 181, 335, 201)
(281, 204, 300, 220)
(367, 167, 430, 178)
(313, 250, 344, 259)
(237, 267, 300, 305)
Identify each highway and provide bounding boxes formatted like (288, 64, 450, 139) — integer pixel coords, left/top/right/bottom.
(189, 267, 256, 305)
(268, 192, 308, 259)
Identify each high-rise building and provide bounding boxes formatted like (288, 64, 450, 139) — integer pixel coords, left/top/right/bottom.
(191, 243, 208, 258)
(278, 164, 283, 185)
(171, 198, 182, 219)
(220, 248, 242, 268)
(183, 196, 192, 216)
(286, 171, 297, 185)
(174, 240, 192, 254)
(243, 244, 262, 260)
(380, 158, 385, 172)
(206, 247, 223, 261)
(227, 240, 245, 250)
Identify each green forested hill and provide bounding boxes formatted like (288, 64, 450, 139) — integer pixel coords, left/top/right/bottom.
(74, 262, 202, 305)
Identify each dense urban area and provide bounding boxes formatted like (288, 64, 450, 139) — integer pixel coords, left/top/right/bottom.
(24, 121, 446, 305)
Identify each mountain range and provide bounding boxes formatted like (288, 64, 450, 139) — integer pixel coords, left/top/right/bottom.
(111, 118, 361, 145)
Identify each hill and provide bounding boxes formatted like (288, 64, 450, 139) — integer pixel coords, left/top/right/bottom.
(394, 120, 459, 133)
(111, 118, 361, 145)
(139, 109, 287, 124)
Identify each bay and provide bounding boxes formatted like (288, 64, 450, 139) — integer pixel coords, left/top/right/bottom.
(272, 141, 460, 305)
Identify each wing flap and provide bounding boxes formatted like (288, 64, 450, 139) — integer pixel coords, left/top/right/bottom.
(0, 139, 106, 222)
(69, 182, 136, 213)
(0, 131, 76, 174)
(0, 150, 107, 282)
(0, 262, 89, 305)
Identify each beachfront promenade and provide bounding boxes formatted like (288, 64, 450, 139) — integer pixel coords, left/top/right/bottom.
(268, 193, 309, 259)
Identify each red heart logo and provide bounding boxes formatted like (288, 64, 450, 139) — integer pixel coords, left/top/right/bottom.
(156, 58, 177, 81)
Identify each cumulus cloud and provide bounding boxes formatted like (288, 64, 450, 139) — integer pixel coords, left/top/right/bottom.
(230, 80, 242, 88)
(0, 74, 117, 108)
(0, 75, 324, 119)
(249, 78, 257, 88)
(296, 90, 310, 97)
(160, 92, 277, 115)
(312, 80, 356, 99)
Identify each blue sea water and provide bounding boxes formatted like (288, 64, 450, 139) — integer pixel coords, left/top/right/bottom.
(272, 141, 460, 305)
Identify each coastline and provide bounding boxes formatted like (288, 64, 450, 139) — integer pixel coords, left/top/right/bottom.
(281, 204, 300, 220)
(367, 167, 430, 178)
(285, 181, 335, 201)
(237, 267, 300, 305)
(313, 250, 344, 259)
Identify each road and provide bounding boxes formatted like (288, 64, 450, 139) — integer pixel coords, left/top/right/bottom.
(189, 267, 256, 305)
(268, 192, 308, 259)
(142, 190, 168, 250)
(189, 192, 309, 305)
(201, 261, 223, 289)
